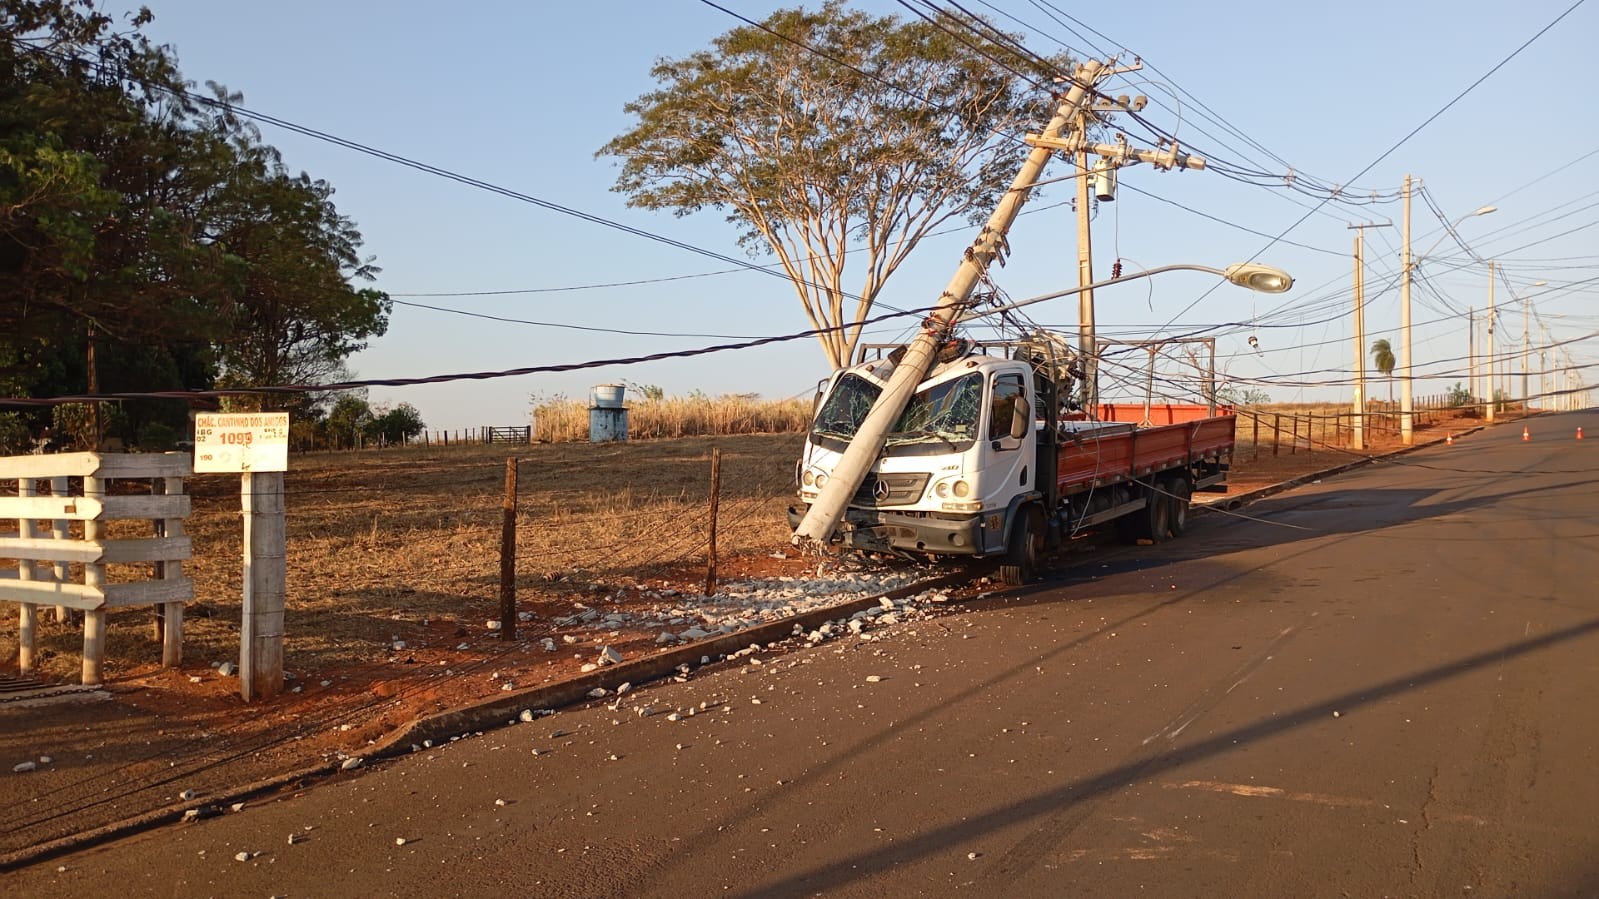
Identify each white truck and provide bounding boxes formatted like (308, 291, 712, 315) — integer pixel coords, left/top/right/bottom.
(788, 334, 1236, 585)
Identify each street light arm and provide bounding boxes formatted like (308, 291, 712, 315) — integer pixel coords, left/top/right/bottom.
(1419, 206, 1498, 263)
(958, 262, 1292, 323)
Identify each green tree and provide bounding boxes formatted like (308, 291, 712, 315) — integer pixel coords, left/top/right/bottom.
(323, 393, 372, 450)
(1, 1, 388, 436)
(599, 1, 1062, 368)
(1370, 338, 1396, 405)
(364, 402, 425, 446)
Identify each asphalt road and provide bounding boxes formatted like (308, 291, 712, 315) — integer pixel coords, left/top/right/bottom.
(7, 413, 1598, 898)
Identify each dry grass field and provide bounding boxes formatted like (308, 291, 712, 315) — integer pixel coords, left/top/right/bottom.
(2, 433, 812, 686)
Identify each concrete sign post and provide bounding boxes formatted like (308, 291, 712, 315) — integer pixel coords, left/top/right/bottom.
(195, 412, 288, 701)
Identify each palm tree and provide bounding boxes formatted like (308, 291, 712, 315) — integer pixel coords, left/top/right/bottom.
(1370, 338, 1396, 406)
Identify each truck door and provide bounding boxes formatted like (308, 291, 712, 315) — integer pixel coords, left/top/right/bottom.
(983, 372, 1033, 499)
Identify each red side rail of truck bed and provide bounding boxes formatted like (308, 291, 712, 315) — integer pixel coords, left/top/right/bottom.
(1055, 413, 1235, 495)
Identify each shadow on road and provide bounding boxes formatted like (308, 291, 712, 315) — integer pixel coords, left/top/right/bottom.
(732, 616, 1599, 897)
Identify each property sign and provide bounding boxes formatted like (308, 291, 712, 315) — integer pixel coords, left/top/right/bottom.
(194, 413, 289, 473)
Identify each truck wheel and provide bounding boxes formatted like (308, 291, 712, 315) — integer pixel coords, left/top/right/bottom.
(999, 506, 1044, 586)
(1163, 477, 1192, 537)
(1139, 485, 1170, 544)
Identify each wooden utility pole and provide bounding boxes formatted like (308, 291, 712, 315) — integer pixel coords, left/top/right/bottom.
(499, 457, 518, 639)
(240, 472, 285, 701)
(704, 447, 721, 597)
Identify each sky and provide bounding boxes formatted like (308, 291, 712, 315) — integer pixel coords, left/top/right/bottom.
(115, 0, 1599, 430)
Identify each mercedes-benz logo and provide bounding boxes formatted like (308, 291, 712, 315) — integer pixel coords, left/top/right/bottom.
(871, 479, 891, 502)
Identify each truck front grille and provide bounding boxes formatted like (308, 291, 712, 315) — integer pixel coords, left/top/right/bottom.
(851, 473, 930, 507)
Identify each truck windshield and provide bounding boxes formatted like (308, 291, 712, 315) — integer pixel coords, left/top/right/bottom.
(810, 372, 982, 453)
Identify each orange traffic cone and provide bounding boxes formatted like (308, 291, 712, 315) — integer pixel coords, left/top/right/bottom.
(1446, 434, 1454, 445)
(1579, 427, 1585, 440)
(1523, 426, 1531, 441)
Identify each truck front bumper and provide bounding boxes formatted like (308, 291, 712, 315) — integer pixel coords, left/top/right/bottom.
(786, 504, 994, 556)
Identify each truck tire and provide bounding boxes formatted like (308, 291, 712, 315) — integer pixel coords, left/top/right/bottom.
(1163, 476, 1192, 537)
(999, 506, 1044, 586)
(1137, 484, 1170, 544)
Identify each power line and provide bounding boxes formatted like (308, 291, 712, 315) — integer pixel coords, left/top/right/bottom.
(1155, 0, 1588, 330)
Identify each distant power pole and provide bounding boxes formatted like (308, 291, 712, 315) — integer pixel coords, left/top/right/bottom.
(1399, 175, 1416, 444)
(1468, 307, 1477, 409)
(1349, 222, 1390, 450)
(1486, 261, 1496, 422)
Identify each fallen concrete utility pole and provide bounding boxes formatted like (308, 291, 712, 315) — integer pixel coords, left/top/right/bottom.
(792, 58, 1109, 547)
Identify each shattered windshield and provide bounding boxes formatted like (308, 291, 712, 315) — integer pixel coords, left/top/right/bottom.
(811, 373, 881, 441)
(810, 372, 981, 453)
(885, 373, 981, 447)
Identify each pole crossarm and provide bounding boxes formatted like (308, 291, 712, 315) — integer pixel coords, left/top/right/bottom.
(1023, 135, 1206, 171)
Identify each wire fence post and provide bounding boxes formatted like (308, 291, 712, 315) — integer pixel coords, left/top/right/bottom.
(500, 457, 518, 640)
(1252, 413, 1260, 461)
(1273, 414, 1281, 457)
(704, 446, 721, 597)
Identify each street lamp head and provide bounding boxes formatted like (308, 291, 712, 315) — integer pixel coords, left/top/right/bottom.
(1472, 205, 1497, 217)
(1224, 263, 1294, 294)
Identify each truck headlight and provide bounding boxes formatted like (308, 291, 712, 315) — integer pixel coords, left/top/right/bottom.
(801, 470, 816, 487)
(952, 479, 972, 498)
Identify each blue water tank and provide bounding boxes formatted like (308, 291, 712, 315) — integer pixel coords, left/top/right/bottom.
(589, 384, 629, 442)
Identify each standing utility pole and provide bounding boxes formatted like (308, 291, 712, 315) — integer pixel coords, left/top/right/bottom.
(1399, 175, 1416, 444)
(1075, 146, 1097, 416)
(1348, 223, 1389, 449)
(1523, 297, 1531, 412)
(1486, 261, 1496, 422)
(1352, 228, 1367, 449)
(1468, 307, 1477, 410)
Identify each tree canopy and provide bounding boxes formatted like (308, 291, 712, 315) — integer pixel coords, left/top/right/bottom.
(1, 0, 390, 450)
(599, 1, 1063, 368)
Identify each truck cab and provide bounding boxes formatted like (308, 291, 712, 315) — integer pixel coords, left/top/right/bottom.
(788, 341, 1046, 562)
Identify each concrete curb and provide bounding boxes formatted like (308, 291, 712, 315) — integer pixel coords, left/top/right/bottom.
(367, 570, 974, 757)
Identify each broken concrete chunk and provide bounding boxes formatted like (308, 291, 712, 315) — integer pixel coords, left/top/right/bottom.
(217, 662, 237, 677)
(599, 646, 625, 666)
